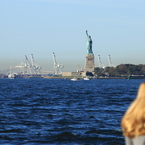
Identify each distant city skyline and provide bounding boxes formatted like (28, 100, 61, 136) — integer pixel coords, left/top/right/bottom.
(0, 0, 145, 72)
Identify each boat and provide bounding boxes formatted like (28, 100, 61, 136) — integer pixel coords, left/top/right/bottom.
(8, 73, 16, 79)
(8, 64, 16, 79)
(83, 76, 90, 80)
(71, 77, 78, 81)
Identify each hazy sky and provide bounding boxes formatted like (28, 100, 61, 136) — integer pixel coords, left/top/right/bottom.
(0, 0, 145, 72)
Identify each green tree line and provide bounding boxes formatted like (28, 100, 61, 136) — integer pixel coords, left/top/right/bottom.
(94, 64, 145, 76)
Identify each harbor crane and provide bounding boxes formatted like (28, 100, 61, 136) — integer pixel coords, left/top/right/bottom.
(25, 55, 33, 74)
(30, 54, 41, 74)
(15, 54, 42, 75)
(15, 61, 28, 74)
(108, 55, 115, 67)
(98, 55, 106, 69)
(52, 52, 64, 75)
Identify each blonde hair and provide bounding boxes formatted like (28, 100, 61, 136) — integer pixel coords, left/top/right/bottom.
(121, 82, 145, 138)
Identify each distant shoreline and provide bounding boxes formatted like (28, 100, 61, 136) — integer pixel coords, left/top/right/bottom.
(42, 76, 145, 79)
(1, 75, 145, 79)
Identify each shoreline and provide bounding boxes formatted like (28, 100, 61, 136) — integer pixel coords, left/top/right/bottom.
(1, 75, 145, 79)
(42, 76, 145, 79)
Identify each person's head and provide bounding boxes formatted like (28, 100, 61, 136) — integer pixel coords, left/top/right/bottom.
(137, 82, 145, 99)
(121, 82, 145, 138)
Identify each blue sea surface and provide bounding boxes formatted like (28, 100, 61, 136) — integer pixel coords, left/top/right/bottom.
(0, 78, 144, 145)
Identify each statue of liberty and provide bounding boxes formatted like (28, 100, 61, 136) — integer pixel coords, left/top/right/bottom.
(86, 30, 93, 55)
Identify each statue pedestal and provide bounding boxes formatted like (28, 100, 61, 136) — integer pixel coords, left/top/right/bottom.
(84, 54, 95, 72)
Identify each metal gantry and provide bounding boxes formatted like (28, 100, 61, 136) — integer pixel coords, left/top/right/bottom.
(108, 55, 115, 67)
(15, 54, 42, 75)
(52, 52, 64, 75)
(98, 55, 106, 69)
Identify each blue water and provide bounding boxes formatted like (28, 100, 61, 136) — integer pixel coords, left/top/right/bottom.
(0, 78, 144, 145)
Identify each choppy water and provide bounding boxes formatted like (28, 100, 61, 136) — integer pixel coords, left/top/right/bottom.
(0, 78, 144, 145)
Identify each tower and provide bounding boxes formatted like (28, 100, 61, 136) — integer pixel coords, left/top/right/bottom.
(84, 54, 95, 72)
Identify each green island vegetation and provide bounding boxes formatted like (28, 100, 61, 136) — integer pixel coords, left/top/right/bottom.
(94, 64, 145, 77)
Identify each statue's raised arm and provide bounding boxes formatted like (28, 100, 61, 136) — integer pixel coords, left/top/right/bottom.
(86, 30, 89, 36)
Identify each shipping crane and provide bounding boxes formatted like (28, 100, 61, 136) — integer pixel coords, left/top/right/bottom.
(98, 55, 106, 69)
(52, 52, 64, 75)
(15, 54, 42, 75)
(15, 61, 27, 74)
(30, 54, 41, 74)
(108, 55, 115, 67)
(25, 55, 33, 74)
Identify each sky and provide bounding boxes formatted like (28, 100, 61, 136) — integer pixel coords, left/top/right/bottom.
(0, 0, 145, 72)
